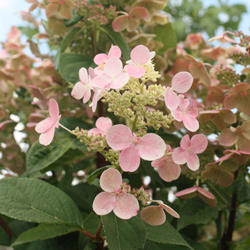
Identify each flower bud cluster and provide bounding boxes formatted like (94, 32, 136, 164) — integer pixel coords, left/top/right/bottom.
(102, 149, 120, 167)
(131, 187, 151, 206)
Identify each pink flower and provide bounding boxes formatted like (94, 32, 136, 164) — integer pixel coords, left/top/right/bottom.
(124, 45, 155, 78)
(209, 31, 237, 44)
(91, 58, 129, 90)
(92, 168, 139, 219)
(172, 134, 208, 171)
(94, 45, 121, 66)
(164, 71, 193, 111)
(71, 67, 94, 103)
(151, 145, 181, 182)
(35, 99, 61, 146)
(106, 125, 166, 172)
(88, 117, 112, 136)
(172, 95, 199, 132)
(140, 200, 180, 226)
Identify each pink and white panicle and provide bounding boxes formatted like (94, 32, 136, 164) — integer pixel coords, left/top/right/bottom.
(35, 99, 61, 146)
(106, 125, 166, 172)
(88, 117, 112, 136)
(124, 45, 155, 78)
(172, 134, 208, 171)
(93, 168, 139, 219)
(140, 200, 180, 226)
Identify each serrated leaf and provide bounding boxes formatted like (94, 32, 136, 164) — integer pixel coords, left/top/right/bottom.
(0, 178, 83, 228)
(145, 220, 193, 249)
(101, 213, 146, 250)
(12, 224, 76, 246)
(154, 23, 177, 54)
(177, 197, 218, 230)
(100, 26, 130, 61)
(58, 53, 95, 83)
(86, 166, 110, 184)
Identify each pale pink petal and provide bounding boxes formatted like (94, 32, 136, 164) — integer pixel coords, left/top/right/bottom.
(138, 134, 166, 161)
(186, 152, 200, 171)
(92, 192, 116, 216)
(94, 54, 109, 65)
(171, 71, 193, 93)
(35, 117, 53, 133)
(172, 147, 188, 165)
(113, 193, 139, 219)
(112, 15, 128, 32)
(106, 125, 134, 150)
(175, 187, 197, 198)
(83, 88, 91, 103)
(182, 115, 199, 132)
(180, 134, 190, 149)
(79, 67, 88, 84)
(158, 160, 181, 182)
(172, 109, 184, 122)
(119, 145, 141, 172)
(109, 72, 129, 89)
(189, 134, 208, 154)
(178, 95, 190, 110)
(165, 87, 180, 111)
(104, 58, 123, 78)
(140, 206, 166, 226)
(91, 74, 112, 88)
(91, 89, 103, 113)
(124, 64, 146, 78)
(186, 107, 199, 117)
(71, 82, 85, 100)
(108, 45, 121, 59)
(100, 168, 122, 192)
(131, 45, 150, 65)
(160, 204, 180, 218)
(88, 128, 103, 136)
(96, 117, 112, 132)
(88, 67, 96, 80)
(39, 124, 56, 146)
(196, 187, 215, 200)
(151, 158, 165, 168)
(48, 99, 59, 121)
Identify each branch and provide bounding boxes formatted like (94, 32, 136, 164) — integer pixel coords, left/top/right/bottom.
(0, 215, 13, 238)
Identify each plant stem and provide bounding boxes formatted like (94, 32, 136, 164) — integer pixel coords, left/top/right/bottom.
(76, 227, 95, 241)
(59, 123, 76, 135)
(0, 216, 13, 238)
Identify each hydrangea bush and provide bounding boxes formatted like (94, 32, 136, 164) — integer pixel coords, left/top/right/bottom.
(0, 0, 250, 250)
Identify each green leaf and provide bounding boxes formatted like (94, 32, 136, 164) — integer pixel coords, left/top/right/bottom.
(145, 220, 193, 249)
(64, 11, 83, 27)
(58, 53, 95, 83)
(144, 241, 192, 250)
(12, 224, 76, 246)
(83, 213, 100, 235)
(86, 166, 110, 184)
(233, 172, 250, 204)
(177, 197, 218, 230)
(101, 213, 146, 250)
(18, 26, 39, 39)
(61, 27, 81, 53)
(0, 178, 83, 228)
(154, 23, 177, 54)
(100, 26, 130, 61)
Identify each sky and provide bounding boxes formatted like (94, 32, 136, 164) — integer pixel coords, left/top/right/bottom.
(0, 0, 249, 43)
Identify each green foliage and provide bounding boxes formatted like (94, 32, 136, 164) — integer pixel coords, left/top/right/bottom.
(86, 165, 110, 184)
(0, 178, 83, 228)
(233, 173, 250, 204)
(101, 212, 146, 250)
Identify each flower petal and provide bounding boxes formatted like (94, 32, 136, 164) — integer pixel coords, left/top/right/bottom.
(104, 58, 123, 78)
(106, 124, 134, 150)
(48, 99, 59, 121)
(189, 134, 208, 154)
(182, 114, 199, 132)
(186, 152, 200, 171)
(39, 124, 56, 146)
(88, 128, 103, 136)
(35, 117, 53, 133)
(140, 206, 166, 226)
(94, 53, 108, 65)
(100, 168, 122, 192)
(112, 15, 128, 32)
(124, 64, 146, 78)
(71, 82, 85, 100)
(96, 117, 112, 132)
(219, 128, 238, 146)
(109, 72, 129, 89)
(131, 45, 150, 65)
(82, 88, 91, 103)
(119, 145, 141, 172)
(171, 71, 193, 93)
(180, 134, 190, 149)
(164, 87, 180, 111)
(91, 74, 112, 88)
(138, 134, 166, 161)
(92, 192, 116, 216)
(108, 45, 121, 59)
(160, 204, 180, 218)
(79, 67, 88, 84)
(158, 159, 181, 182)
(113, 193, 139, 219)
(172, 147, 188, 165)
(175, 187, 198, 199)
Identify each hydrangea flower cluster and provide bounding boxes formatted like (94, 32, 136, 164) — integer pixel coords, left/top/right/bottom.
(35, 44, 209, 225)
